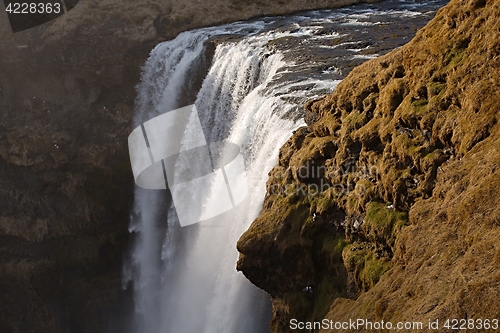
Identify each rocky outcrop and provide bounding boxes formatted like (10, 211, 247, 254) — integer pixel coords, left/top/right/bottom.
(0, 0, 381, 332)
(237, 0, 500, 331)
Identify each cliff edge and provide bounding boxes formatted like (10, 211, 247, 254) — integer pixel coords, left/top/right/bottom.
(237, 0, 500, 331)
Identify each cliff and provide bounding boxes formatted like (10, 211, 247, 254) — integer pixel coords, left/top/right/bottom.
(237, 0, 500, 331)
(0, 0, 379, 332)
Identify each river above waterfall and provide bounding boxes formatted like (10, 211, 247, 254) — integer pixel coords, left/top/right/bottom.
(123, 1, 447, 332)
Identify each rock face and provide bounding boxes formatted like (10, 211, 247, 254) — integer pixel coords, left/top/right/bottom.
(237, 0, 500, 331)
(0, 0, 380, 332)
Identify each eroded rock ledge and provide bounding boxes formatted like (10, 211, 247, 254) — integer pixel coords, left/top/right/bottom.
(237, 0, 500, 331)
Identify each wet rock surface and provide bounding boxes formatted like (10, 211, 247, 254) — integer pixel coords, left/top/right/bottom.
(237, 0, 500, 331)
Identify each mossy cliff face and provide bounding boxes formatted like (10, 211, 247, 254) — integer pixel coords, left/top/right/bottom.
(237, 0, 500, 331)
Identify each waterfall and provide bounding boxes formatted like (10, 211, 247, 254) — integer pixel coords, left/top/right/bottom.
(123, 2, 446, 332)
(124, 22, 307, 333)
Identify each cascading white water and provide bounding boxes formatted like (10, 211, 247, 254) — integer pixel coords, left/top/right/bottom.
(123, 2, 446, 332)
(190, 36, 308, 333)
(124, 23, 317, 333)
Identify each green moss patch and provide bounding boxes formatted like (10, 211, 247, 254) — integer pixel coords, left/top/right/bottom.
(427, 81, 447, 98)
(443, 39, 469, 68)
(343, 242, 392, 292)
(343, 111, 367, 131)
(411, 98, 428, 114)
(362, 202, 409, 248)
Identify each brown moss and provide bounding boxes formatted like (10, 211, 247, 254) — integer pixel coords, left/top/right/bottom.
(238, 0, 500, 331)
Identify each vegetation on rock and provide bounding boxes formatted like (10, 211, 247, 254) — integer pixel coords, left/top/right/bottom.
(237, 0, 500, 331)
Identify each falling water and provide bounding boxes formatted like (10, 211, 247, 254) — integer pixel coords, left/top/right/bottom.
(123, 1, 447, 332)
(125, 22, 289, 333)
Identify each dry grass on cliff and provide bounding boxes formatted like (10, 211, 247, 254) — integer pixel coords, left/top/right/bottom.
(238, 0, 500, 331)
(313, 0, 500, 329)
